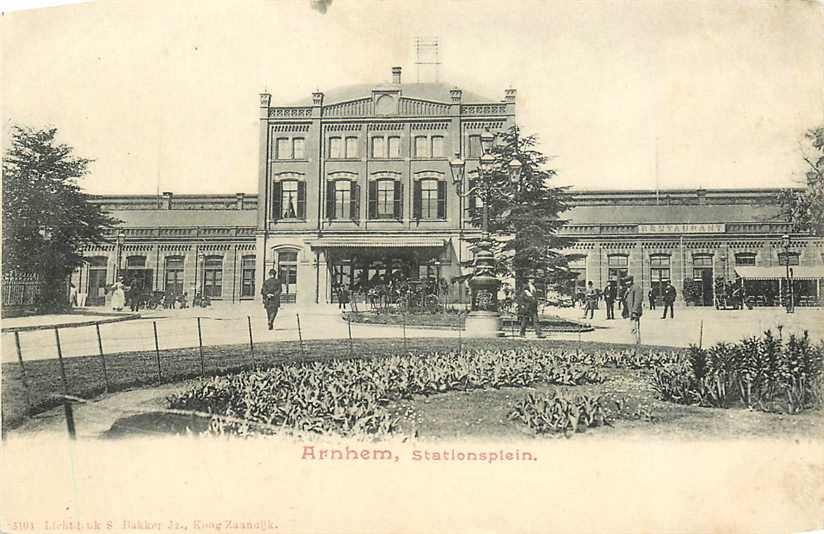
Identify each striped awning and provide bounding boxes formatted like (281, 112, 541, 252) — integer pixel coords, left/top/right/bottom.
(308, 238, 447, 249)
(735, 266, 824, 281)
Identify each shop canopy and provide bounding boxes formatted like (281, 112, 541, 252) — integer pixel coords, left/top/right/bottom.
(734, 266, 824, 281)
(308, 238, 447, 249)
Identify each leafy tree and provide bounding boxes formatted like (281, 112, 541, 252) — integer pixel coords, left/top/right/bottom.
(777, 126, 824, 234)
(464, 126, 578, 291)
(2, 126, 119, 311)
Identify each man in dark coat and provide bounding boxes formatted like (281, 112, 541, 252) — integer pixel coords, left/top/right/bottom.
(661, 281, 677, 319)
(261, 268, 283, 330)
(603, 280, 616, 320)
(648, 287, 656, 310)
(518, 280, 544, 338)
(624, 275, 644, 351)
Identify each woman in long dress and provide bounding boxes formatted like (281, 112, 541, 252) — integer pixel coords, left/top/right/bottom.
(111, 277, 126, 311)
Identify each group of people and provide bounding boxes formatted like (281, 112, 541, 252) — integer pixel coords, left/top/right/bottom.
(582, 279, 677, 321)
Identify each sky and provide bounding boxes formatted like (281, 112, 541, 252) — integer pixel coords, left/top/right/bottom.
(3, 0, 823, 195)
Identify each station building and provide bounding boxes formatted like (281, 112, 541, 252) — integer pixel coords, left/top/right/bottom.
(71, 68, 824, 308)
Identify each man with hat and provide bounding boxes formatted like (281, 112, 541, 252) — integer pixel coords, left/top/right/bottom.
(261, 267, 283, 330)
(623, 275, 644, 351)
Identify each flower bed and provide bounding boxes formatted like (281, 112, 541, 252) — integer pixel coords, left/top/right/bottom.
(650, 330, 824, 414)
(166, 347, 659, 437)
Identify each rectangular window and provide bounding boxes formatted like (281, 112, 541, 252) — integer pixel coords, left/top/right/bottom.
(735, 253, 756, 266)
(276, 138, 291, 160)
(778, 252, 800, 266)
(345, 136, 358, 158)
(468, 135, 482, 157)
(414, 136, 429, 158)
(335, 180, 351, 220)
(377, 180, 395, 218)
(281, 181, 299, 219)
(292, 138, 305, 159)
(693, 254, 713, 280)
(608, 255, 628, 281)
(431, 136, 444, 158)
(388, 136, 400, 158)
(240, 256, 256, 298)
(420, 179, 439, 220)
(203, 256, 223, 298)
(164, 257, 184, 295)
(372, 137, 385, 158)
(329, 137, 342, 159)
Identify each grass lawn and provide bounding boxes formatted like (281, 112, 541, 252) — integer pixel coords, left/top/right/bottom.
(393, 369, 824, 441)
(2, 337, 659, 431)
(343, 310, 592, 331)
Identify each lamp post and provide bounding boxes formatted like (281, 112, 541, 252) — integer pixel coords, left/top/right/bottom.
(782, 234, 794, 313)
(448, 129, 523, 336)
(114, 230, 126, 282)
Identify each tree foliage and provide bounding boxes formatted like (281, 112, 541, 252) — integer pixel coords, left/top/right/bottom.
(465, 126, 577, 288)
(2, 126, 119, 310)
(777, 126, 824, 234)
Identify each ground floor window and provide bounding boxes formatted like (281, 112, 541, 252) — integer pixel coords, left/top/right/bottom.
(203, 256, 223, 298)
(87, 256, 109, 306)
(240, 255, 256, 298)
(277, 250, 298, 303)
(649, 254, 671, 302)
(607, 254, 628, 282)
(164, 256, 184, 294)
(328, 253, 442, 303)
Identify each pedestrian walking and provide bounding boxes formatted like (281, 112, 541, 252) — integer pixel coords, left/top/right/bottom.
(110, 277, 126, 311)
(619, 279, 630, 319)
(338, 286, 350, 310)
(127, 282, 141, 312)
(624, 275, 644, 351)
(261, 268, 283, 330)
(68, 282, 78, 307)
(648, 288, 656, 310)
(603, 280, 616, 319)
(584, 281, 598, 320)
(518, 280, 544, 338)
(662, 281, 677, 319)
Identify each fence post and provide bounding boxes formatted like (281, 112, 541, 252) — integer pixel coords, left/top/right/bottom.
(296, 313, 306, 359)
(13, 331, 32, 413)
(347, 315, 354, 359)
(95, 323, 109, 393)
(457, 319, 462, 356)
(247, 316, 255, 367)
(153, 321, 162, 381)
(698, 320, 704, 349)
(197, 317, 205, 376)
(54, 328, 76, 439)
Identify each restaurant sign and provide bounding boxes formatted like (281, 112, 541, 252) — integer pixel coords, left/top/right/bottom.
(638, 223, 726, 234)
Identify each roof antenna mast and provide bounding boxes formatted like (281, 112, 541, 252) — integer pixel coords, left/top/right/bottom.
(415, 36, 440, 83)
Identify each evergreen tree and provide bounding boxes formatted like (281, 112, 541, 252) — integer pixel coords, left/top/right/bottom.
(465, 126, 578, 291)
(2, 126, 119, 311)
(777, 126, 824, 235)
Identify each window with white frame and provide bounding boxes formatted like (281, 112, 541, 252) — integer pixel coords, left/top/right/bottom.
(431, 136, 444, 158)
(734, 253, 756, 266)
(329, 137, 342, 159)
(292, 138, 305, 159)
(414, 136, 428, 158)
(345, 136, 358, 158)
(276, 138, 291, 159)
(334, 180, 351, 220)
(388, 136, 401, 158)
(376, 180, 395, 218)
(372, 137, 385, 158)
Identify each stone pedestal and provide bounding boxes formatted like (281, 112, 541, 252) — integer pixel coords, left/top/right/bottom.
(464, 311, 500, 337)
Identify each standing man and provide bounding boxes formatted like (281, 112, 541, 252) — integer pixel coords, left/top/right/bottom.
(648, 287, 656, 311)
(624, 275, 644, 351)
(603, 280, 616, 320)
(584, 281, 598, 320)
(261, 267, 283, 331)
(518, 280, 544, 338)
(662, 281, 677, 319)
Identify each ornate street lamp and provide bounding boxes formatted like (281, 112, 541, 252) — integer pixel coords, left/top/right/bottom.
(115, 230, 126, 281)
(782, 234, 794, 313)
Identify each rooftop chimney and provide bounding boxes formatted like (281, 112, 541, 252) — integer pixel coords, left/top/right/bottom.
(505, 88, 517, 103)
(450, 87, 462, 103)
(392, 66, 402, 84)
(162, 191, 173, 210)
(312, 90, 324, 106)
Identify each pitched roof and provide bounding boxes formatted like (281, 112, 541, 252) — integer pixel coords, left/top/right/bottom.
(107, 209, 256, 228)
(563, 204, 782, 225)
(287, 83, 495, 106)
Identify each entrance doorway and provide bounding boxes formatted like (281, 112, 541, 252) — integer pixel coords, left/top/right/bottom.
(86, 256, 108, 306)
(692, 254, 714, 306)
(277, 250, 298, 303)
